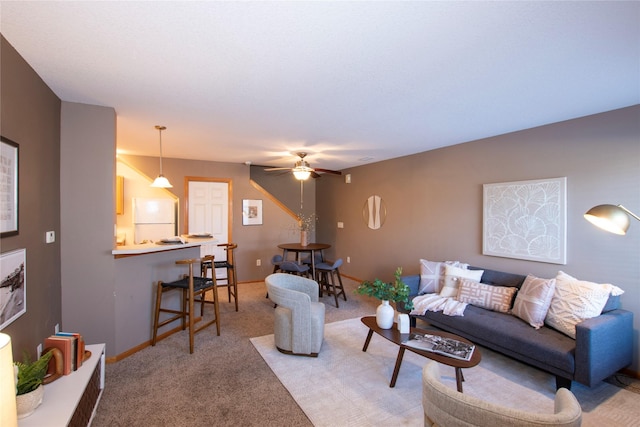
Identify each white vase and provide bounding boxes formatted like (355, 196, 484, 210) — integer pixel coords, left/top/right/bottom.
(300, 230, 309, 246)
(376, 300, 395, 329)
(16, 384, 44, 419)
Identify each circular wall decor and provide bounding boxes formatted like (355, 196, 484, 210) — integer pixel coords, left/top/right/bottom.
(363, 195, 386, 230)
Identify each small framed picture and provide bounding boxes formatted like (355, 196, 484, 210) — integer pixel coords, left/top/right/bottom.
(242, 199, 263, 225)
(1, 136, 19, 237)
(1, 248, 26, 330)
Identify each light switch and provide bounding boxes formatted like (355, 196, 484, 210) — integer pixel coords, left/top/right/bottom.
(45, 231, 55, 243)
(337, 222, 344, 229)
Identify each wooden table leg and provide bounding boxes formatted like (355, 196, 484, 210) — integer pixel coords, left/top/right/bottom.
(390, 346, 406, 388)
(455, 368, 464, 392)
(362, 329, 374, 352)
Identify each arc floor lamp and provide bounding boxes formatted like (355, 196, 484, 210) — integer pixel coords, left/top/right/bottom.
(584, 204, 640, 235)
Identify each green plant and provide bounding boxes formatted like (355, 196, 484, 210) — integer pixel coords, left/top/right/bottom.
(15, 351, 53, 395)
(355, 267, 414, 310)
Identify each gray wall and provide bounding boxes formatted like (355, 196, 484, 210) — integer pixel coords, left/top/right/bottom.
(60, 101, 117, 351)
(0, 35, 62, 361)
(316, 105, 640, 373)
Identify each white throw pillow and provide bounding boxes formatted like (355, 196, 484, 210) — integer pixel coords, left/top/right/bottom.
(544, 271, 617, 339)
(512, 275, 556, 329)
(419, 259, 443, 294)
(440, 265, 483, 298)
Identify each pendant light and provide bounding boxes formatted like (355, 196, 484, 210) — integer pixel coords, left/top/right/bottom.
(151, 125, 173, 188)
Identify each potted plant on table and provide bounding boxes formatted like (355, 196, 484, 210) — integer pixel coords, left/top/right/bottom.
(355, 267, 413, 329)
(14, 350, 54, 419)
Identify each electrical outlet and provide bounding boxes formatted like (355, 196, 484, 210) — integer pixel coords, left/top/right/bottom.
(37, 344, 42, 358)
(347, 256, 351, 263)
(337, 222, 344, 229)
(256, 259, 261, 266)
(55, 323, 59, 334)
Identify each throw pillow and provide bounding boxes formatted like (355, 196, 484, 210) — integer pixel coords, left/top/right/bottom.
(544, 271, 615, 339)
(440, 265, 483, 298)
(419, 259, 443, 294)
(457, 279, 517, 313)
(511, 275, 556, 329)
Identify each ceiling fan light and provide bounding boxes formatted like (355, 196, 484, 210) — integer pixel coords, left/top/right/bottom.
(293, 169, 311, 180)
(151, 175, 173, 188)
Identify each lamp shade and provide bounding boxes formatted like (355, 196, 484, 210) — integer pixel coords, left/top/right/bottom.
(0, 333, 18, 427)
(584, 204, 631, 235)
(151, 175, 173, 188)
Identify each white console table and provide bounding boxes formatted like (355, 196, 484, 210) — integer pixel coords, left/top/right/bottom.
(19, 344, 105, 427)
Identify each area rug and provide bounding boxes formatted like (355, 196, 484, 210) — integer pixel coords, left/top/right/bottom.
(250, 317, 640, 427)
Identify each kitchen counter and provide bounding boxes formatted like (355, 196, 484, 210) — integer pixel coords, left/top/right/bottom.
(112, 235, 217, 257)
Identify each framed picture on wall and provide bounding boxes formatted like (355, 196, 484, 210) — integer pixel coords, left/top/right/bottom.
(1, 136, 19, 237)
(483, 177, 567, 264)
(0, 248, 26, 330)
(242, 199, 263, 225)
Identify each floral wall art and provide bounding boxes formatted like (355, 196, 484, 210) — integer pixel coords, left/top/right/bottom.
(483, 177, 567, 264)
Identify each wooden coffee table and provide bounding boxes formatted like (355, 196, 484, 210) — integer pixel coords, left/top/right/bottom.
(361, 316, 481, 392)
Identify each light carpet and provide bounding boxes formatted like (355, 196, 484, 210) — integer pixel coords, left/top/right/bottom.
(251, 317, 640, 427)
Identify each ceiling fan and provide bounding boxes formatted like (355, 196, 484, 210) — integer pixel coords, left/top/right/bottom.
(264, 152, 342, 180)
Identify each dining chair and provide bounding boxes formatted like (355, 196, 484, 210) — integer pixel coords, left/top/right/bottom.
(152, 257, 220, 354)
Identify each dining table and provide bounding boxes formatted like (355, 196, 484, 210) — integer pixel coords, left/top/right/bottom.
(277, 242, 331, 280)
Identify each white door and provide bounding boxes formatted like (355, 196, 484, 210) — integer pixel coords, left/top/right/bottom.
(187, 180, 230, 268)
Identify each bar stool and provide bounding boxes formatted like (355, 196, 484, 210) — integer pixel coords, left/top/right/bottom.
(201, 243, 239, 311)
(152, 257, 220, 354)
(316, 258, 346, 308)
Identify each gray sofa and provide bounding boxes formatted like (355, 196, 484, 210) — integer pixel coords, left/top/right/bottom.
(400, 267, 634, 390)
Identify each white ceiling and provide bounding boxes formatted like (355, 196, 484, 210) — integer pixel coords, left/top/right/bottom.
(1, 1, 638, 172)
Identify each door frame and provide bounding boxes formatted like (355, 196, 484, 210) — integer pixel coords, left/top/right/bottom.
(183, 176, 233, 242)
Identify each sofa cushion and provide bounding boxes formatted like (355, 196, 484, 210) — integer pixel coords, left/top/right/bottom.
(440, 265, 483, 298)
(456, 279, 517, 313)
(545, 271, 614, 339)
(512, 275, 556, 329)
(417, 306, 576, 375)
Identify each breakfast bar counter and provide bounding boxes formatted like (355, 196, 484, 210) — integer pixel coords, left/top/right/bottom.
(109, 236, 217, 359)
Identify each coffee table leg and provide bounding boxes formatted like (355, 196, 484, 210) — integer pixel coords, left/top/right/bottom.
(362, 329, 374, 352)
(455, 368, 464, 392)
(390, 346, 406, 388)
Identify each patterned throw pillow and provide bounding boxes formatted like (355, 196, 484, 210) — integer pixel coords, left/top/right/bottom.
(544, 271, 615, 339)
(440, 265, 483, 298)
(457, 279, 518, 313)
(511, 275, 556, 328)
(419, 259, 443, 294)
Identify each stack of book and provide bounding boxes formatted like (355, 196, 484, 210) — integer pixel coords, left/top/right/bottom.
(43, 332, 85, 375)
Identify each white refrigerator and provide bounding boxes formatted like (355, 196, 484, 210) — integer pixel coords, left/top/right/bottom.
(132, 198, 176, 244)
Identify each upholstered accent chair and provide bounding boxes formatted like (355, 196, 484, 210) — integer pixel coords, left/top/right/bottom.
(265, 273, 325, 357)
(422, 361, 582, 427)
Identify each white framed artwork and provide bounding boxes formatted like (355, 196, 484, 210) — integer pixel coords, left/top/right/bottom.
(483, 177, 567, 264)
(1, 248, 26, 330)
(242, 199, 262, 226)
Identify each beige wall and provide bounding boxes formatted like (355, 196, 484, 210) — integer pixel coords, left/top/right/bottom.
(316, 105, 640, 373)
(118, 154, 311, 282)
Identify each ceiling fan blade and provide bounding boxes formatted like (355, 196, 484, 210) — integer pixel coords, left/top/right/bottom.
(264, 167, 292, 171)
(310, 171, 321, 179)
(313, 168, 342, 175)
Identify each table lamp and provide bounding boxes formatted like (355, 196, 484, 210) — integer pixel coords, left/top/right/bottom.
(0, 333, 18, 427)
(584, 204, 640, 235)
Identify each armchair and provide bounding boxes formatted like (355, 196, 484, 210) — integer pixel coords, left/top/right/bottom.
(265, 273, 325, 357)
(422, 361, 582, 427)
